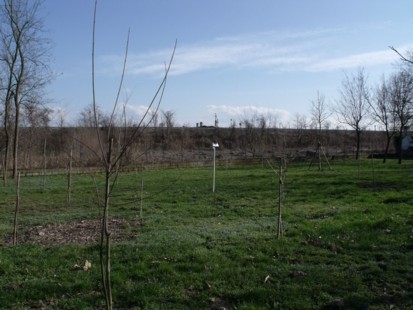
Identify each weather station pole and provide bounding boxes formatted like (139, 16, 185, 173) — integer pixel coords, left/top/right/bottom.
(212, 142, 219, 192)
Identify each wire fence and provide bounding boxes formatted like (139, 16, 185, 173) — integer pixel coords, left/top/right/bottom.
(5, 157, 266, 178)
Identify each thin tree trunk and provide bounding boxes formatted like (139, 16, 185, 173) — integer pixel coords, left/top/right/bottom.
(383, 136, 390, 163)
(13, 172, 21, 246)
(355, 130, 361, 160)
(12, 103, 20, 179)
(67, 148, 73, 206)
(277, 158, 284, 239)
(3, 137, 10, 184)
(3, 117, 11, 184)
(42, 139, 47, 192)
(101, 139, 113, 310)
(318, 142, 322, 171)
(13, 26, 26, 179)
(3, 62, 16, 184)
(25, 128, 34, 170)
(398, 127, 403, 164)
(140, 178, 144, 219)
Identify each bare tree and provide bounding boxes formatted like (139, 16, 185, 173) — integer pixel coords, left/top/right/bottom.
(162, 109, 175, 128)
(256, 115, 267, 156)
(240, 114, 260, 156)
(161, 110, 175, 145)
(78, 103, 110, 128)
(369, 77, 396, 163)
(53, 107, 67, 128)
(294, 113, 308, 130)
(310, 91, 331, 134)
(0, 0, 53, 180)
(293, 113, 309, 147)
(387, 70, 413, 164)
(335, 68, 371, 160)
(22, 101, 51, 169)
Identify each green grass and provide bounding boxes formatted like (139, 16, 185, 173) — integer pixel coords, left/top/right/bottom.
(1, 159, 413, 309)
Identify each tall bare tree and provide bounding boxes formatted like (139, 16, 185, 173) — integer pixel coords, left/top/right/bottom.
(335, 68, 371, 160)
(369, 77, 396, 163)
(387, 70, 413, 164)
(0, 0, 52, 180)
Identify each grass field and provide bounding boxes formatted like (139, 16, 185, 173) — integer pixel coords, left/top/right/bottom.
(1, 159, 412, 309)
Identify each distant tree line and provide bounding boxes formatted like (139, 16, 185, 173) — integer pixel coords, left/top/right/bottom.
(0, 124, 392, 172)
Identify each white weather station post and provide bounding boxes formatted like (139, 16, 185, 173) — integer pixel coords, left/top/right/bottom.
(212, 141, 219, 192)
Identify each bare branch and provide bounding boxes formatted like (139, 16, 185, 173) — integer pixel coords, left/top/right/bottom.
(91, 0, 106, 167)
(108, 28, 130, 138)
(112, 40, 177, 169)
(389, 46, 413, 65)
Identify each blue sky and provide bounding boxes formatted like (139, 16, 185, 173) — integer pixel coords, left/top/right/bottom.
(42, 0, 413, 127)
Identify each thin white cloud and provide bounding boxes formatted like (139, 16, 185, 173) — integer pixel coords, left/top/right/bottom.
(305, 49, 396, 72)
(97, 29, 334, 76)
(97, 27, 412, 77)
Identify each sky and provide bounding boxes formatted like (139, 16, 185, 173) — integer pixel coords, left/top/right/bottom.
(41, 0, 413, 128)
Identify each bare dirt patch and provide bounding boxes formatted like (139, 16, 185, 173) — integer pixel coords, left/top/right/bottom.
(4, 218, 141, 246)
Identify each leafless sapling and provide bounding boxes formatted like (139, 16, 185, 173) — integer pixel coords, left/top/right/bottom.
(90, 1, 176, 308)
(267, 158, 287, 239)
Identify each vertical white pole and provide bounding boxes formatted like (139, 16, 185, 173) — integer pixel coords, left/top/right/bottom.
(213, 146, 216, 192)
(140, 177, 144, 218)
